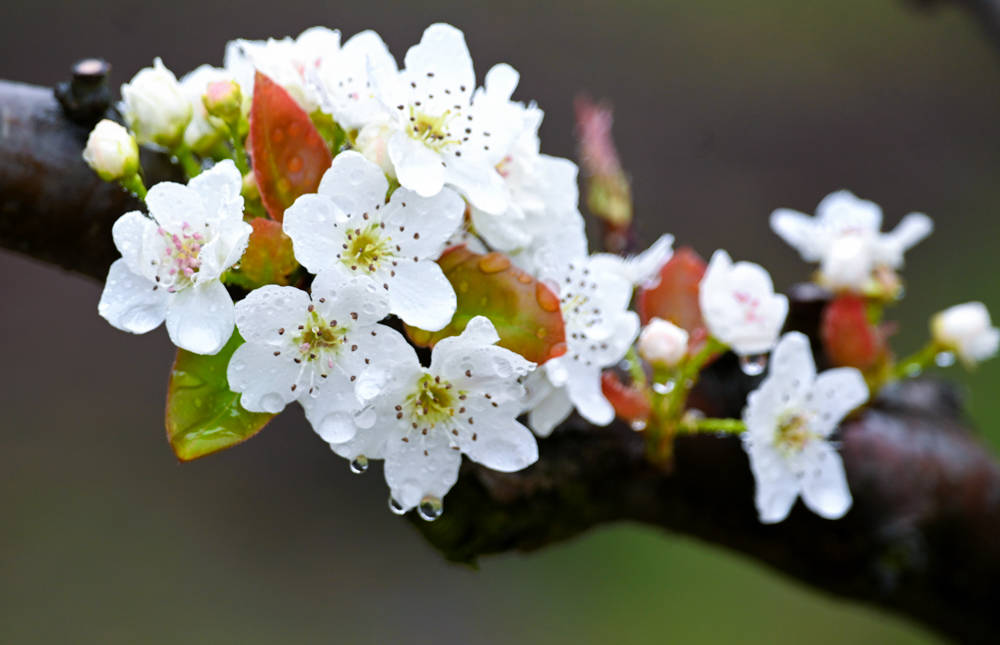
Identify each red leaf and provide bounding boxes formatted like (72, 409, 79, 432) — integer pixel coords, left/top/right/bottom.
(248, 71, 332, 222)
(404, 245, 567, 365)
(637, 247, 708, 352)
(601, 371, 650, 424)
(821, 295, 888, 370)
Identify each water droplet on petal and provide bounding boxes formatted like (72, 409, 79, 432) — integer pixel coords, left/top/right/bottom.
(388, 496, 407, 515)
(739, 353, 768, 376)
(417, 495, 443, 521)
(935, 351, 956, 367)
(350, 455, 369, 474)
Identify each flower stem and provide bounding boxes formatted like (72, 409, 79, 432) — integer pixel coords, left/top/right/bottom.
(173, 144, 202, 178)
(119, 173, 147, 200)
(893, 341, 941, 380)
(679, 417, 746, 435)
(624, 347, 647, 390)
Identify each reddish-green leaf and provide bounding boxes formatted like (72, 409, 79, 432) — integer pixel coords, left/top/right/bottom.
(248, 71, 332, 221)
(637, 247, 706, 329)
(601, 371, 651, 424)
(405, 245, 567, 364)
(821, 294, 889, 371)
(225, 217, 298, 289)
(166, 331, 275, 461)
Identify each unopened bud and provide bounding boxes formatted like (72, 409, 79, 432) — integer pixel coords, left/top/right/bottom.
(121, 57, 192, 148)
(932, 302, 999, 366)
(638, 317, 689, 367)
(82, 119, 139, 181)
(203, 80, 242, 124)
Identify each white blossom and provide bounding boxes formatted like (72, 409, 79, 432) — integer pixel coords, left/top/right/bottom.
(466, 65, 585, 257)
(932, 302, 1000, 366)
(120, 58, 192, 148)
(328, 316, 537, 513)
(311, 30, 398, 130)
(83, 119, 139, 181)
(699, 250, 788, 356)
(742, 332, 868, 523)
(283, 151, 464, 331)
(227, 270, 411, 443)
(225, 26, 341, 112)
(771, 190, 933, 292)
(590, 234, 674, 288)
(370, 23, 520, 213)
(638, 318, 689, 367)
(98, 160, 250, 355)
(526, 245, 641, 435)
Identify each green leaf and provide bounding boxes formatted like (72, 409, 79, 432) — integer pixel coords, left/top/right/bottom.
(248, 71, 332, 222)
(405, 245, 567, 364)
(166, 331, 275, 461)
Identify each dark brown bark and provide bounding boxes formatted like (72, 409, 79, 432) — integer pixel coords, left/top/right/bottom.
(2, 75, 1000, 643)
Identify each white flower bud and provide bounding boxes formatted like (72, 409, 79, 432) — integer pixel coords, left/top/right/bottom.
(932, 302, 1000, 366)
(82, 119, 139, 181)
(121, 58, 192, 148)
(638, 318, 689, 367)
(355, 120, 396, 179)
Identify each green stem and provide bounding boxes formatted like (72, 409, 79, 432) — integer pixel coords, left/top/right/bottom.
(221, 123, 250, 175)
(679, 417, 746, 435)
(892, 341, 941, 380)
(624, 347, 648, 390)
(173, 144, 202, 178)
(119, 173, 147, 200)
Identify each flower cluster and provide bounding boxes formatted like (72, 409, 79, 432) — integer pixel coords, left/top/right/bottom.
(87, 23, 997, 526)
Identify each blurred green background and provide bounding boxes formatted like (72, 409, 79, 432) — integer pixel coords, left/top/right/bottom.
(3, 0, 999, 643)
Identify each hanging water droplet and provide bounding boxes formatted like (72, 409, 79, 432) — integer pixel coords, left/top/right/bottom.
(652, 381, 674, 395)
(388, 496, 407, 515)
(417, 495, 443, 521)
(349, 455, 369, 474)
(934, 351, 956, 368)
(739, 353, 768, 376)
(630, 419, 648, 431)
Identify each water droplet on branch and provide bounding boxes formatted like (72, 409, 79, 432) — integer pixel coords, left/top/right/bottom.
(417, 495, 443, 521)
(739, 353, 768, 376)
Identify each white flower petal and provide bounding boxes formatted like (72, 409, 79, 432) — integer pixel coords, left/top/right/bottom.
(816, 190, 882, 233)
(877, 212, 933, 268)
(564, 364, 614, 426)
(165, 280, 234, 354)
(317, 150, 390, 214)
(384, 430, 462, 511)
(766, 332, 817, 396)
(387, 260, 456, 331)
(146, 181, 208, 231)
(799, 442, 852, 519)
(745, 442, 800, 524)
(311, 270, 390, 326)
(384, 186, 465, 258)
(388, 132, 446, 198)
(805, 367, 868, 437)
(226, 342, 300, 413)
(528, 384, 573, 437)
(402, 23, 474, 100)
(187, 160, 244, 222)
(282, 193, 348, 274)
(234, 285, 310, 345)
(112, 211, 154, 277)
(460, 416, 537, 472)
(98, 259, 168, 334)
(444, 157, 508, 215)
(770, 209, 824, 262)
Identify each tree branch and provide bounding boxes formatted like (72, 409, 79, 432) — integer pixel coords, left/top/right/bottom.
(3, 78, 1000, 643)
